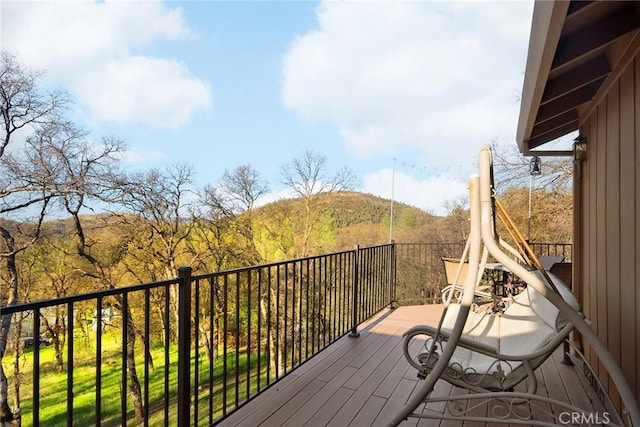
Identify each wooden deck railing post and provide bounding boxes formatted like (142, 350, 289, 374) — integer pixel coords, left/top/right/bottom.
(177, 266, 192, 427)
(349, 245, 360, 337)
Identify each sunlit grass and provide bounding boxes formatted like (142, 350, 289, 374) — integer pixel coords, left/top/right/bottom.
(2, 331, 276, 426)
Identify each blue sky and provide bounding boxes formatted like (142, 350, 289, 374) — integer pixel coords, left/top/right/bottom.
(2, 0, 535, 215)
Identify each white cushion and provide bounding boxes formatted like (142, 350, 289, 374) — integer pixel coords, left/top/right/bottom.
(428, 275, 580, 390)
(440, 305, 513, 376)
(529, 271, 580, 329)
(499, 295, 556, 357)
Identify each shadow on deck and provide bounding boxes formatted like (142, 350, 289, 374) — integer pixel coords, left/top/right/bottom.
(219, 305, 603, 427)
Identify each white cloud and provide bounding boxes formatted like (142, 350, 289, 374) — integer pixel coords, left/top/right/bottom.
(2, 0, 211, 128)
(76, 57, 211, 128)
(120, 147, 167, 164)
(255, 188, 299, 208)
(363, 169, 469, 216)
(282, 0, 533, 173)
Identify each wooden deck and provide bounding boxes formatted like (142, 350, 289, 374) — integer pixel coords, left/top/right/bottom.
(219, 305, 605, 426)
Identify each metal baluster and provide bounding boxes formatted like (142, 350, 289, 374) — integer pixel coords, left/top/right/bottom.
(96, 298, 103, 427)
(144, 291, 150, 426)
(177, 267, 192, 427)
(33, 308, 40, 426)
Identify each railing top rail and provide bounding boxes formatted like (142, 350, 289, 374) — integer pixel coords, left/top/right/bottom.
(357, 244, 393, 250)
(191, 244, 393, 282)
(394, 242, 466, 247)
(0, 278, 179, 315)
(528, 242, 572, 245)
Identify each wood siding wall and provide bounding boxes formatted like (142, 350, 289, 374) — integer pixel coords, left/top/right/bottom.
(580, 53, 639, 410)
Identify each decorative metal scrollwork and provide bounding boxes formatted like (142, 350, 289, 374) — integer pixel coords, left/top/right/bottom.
(417, 344, 516, 390)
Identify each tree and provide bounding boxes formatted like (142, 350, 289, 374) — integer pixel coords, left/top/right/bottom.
(30, 236, 77, 373)
(5, 242, 40, 427)
(121, 163, 196, 279)
(217, 164, 269, 214)
(276, 151, 358, 374)
(490, 141, 573, 244)
(498, 186, 572, 244)
(443, 198, 470, 242)
(196, 164, 269, 267)
(0, 52, 70, 423)
(192, 165, 269, 365)
(43, 125, 152, 421)
(120, 163, 197, 346)
(0, 52, 147, 423)
(280, 150, 358, 257)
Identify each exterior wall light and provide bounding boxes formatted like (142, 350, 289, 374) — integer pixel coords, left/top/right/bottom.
(573, 135, 587, 161)
(529, 156, 542, 175)
(527, 155, 541, 241)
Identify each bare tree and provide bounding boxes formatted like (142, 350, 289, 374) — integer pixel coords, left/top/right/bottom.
(40, 125, 151, 421)
(488, 141, 573, 244)
(195, 165, 278, 369)
(281, 150, 358, 198)
(120, 163, 196, 346)
(14, 114, 151, 420)
(280, 149, 358, 256)
(0, 52, 70, 423)
(443, 198, 470, 242)
(196, 164, 269, 267)
(0, 52, 68, 158)
(121, 163, 196, 278)
(218, 164, 269, 214)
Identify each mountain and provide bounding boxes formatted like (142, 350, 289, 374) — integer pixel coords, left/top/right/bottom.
(252, 191, 463, 256)
(16, 192, 464, 267)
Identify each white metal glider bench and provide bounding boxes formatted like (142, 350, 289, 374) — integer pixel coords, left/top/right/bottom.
(405, 270, 579, 394)
(389, 145, 640, 426)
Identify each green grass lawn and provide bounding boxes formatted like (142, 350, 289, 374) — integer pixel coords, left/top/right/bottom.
(3, 332, 275, 426)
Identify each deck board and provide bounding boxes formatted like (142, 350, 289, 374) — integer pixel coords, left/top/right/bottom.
(374, 377, 419, 427)
(353, 395, 387, 426)
(284, 381, 346, 426)
(303, 387, 355, 427)
(218, 305, 604, 427)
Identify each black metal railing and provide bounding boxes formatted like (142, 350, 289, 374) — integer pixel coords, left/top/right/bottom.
(0, 241, 571, 426)
(1, 278, 182, 426)
(394, 242, 465, 305)
(0, 244, 395, 426)
(393, 242, 572, 305)
(529, 242, 572, 261)
(187, 244, 395, 424)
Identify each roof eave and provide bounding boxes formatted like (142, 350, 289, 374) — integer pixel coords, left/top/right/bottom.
(516, 1, 571, 154)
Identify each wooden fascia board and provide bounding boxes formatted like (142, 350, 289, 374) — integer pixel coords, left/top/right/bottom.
(516, 0, 570, 153)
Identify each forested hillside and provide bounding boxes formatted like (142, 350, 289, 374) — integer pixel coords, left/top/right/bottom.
(251, 191, 464, 259)
(9, 187, 571, 300)
(7, 186, 571, 328)
(19, 191, 458, 291)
